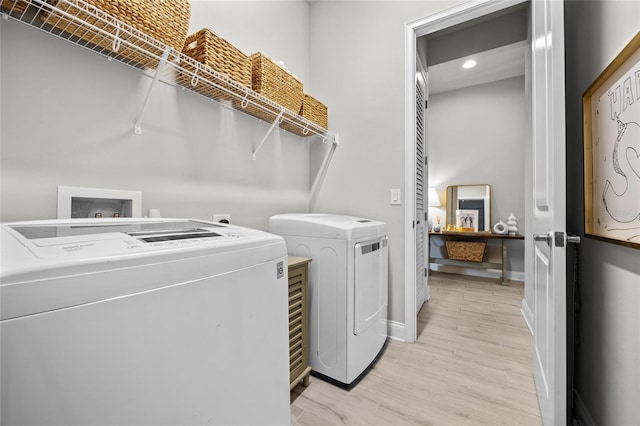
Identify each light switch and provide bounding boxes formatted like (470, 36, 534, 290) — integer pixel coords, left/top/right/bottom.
(390, 188, 402, 205)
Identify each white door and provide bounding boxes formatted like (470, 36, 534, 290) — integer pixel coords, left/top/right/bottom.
(530, 1, 567, 424)
(415, 68, 428, 314)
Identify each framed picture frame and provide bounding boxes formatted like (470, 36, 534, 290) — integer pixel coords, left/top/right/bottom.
(583, 31, 640, 249)
(456, 209, 478, 232)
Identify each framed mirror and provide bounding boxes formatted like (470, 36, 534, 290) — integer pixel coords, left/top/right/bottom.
(446, 185, 491, 231)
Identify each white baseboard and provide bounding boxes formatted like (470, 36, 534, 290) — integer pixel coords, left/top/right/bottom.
(573, 390, 595, 426)
(429, 264, 524, 282)
(521, 298, 534, 335)
(386, 320, 406, 342)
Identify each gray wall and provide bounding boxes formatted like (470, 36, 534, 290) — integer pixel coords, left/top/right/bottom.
(564, 1, 640, 424)
(0, 2, 313, 230)
(428, 76, 526, 276)
(308, 0, 465, 324)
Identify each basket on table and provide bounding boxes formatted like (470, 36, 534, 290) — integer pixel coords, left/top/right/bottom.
(41, 0, 191, 69)
(177, 28, 252, 102)
(445, 241, 486, 262)
(241, 52, 304, 123)
(280, 94, 328, 136)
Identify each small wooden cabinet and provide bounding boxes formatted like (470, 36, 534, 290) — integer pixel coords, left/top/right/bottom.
(287, 256, 312, 390)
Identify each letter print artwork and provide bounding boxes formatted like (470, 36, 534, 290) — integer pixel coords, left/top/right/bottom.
(585, 32, 640, 247)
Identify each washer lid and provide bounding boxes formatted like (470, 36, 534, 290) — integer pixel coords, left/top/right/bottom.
(269, 213, 386, 240)
(1, 218, 287, 320)
(1, 218, 285, 282)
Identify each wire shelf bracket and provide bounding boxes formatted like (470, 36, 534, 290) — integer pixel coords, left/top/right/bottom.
(310, 133, 339, 198)
(134, 46, 171, 135)
(252, 109, 285, 160)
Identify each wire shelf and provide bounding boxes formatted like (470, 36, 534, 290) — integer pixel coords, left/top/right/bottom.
(1, 0, 335, 143)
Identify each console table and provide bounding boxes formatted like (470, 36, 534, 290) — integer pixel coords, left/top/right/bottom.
(428, 231, 524, 285)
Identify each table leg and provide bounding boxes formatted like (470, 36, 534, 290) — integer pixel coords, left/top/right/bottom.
(501, 239, 509, 285)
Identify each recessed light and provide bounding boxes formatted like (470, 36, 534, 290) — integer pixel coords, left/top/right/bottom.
(462, 59, 477, 69)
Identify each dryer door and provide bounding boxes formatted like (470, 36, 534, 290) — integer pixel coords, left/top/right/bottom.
(353, 237, 388, 335)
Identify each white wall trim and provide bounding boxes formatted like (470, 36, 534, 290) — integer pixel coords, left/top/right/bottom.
(573, 390, 596, 426)
(403, 17, 418, 344)
(521, 298, 534, 336)
(387, 320, 406, 342)
(412, 0, 529, 37)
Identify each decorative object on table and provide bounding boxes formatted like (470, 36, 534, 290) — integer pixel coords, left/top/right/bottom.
(493, 220, 509, 235)
(507, 212, 518, 235)
(433, 216, 442, 233)
(446, 184, 491, 232)
(583, 31, 640, 249)
(427, 187, 441, 232)
(456, 209, 479, 232)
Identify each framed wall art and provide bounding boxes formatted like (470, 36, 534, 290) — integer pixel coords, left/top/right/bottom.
(583, 31, 640, 249)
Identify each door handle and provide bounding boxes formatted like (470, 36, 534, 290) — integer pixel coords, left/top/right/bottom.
(534, 232, 581, 247)
(533, 233, 552, 245)
(567, 235, 581, 244)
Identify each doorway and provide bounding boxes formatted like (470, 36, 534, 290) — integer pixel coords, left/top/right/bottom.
(404, 1, 569, 424)
(403, 0, 529, 343)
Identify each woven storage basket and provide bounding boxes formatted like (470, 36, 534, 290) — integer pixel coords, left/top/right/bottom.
(42, 0, 191, 69)
(1, 0, 29, 14)
(248, 52, 303, 122)
(445, 241, 486, 262)
(280, 94, 328, 136)
(300, 94, 328, 129)
(177, 28, 251, 102)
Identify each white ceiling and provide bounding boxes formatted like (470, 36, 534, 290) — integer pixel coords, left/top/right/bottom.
(427, 41, 527, 95)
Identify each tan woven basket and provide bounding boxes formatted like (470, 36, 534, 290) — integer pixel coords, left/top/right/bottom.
(1, 0, 29, 14)
(445, 241, 486, 262)
(280, 94, 328, 136)
(300, 94, 328, 129)
(249, 52, 303, 119)
(42, 0, 191, 68)
(177, 28, 251, 101)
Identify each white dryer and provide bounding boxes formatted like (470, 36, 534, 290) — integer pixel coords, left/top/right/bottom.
(269, 213, 388, 387)
(1, 218, 290, 425)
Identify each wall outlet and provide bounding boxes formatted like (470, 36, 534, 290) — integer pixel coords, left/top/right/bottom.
(213, 214, 230, 224)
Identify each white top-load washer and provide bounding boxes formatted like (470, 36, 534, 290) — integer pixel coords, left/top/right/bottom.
(269, 213, 388, 387)
(0, 218, 290, 425)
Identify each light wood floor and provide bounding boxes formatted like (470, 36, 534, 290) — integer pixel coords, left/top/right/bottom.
(290, 272, 542, 425)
